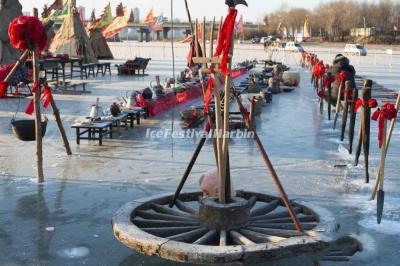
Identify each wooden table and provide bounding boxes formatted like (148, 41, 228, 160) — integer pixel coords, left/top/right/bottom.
(94, 113, 129, 135)
(72, 121, 113, 146)
(121, 107, 143, 128)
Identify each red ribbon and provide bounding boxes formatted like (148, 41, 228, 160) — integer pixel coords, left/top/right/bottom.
(32, 81, 41, 93)
(240, 106, 250, 123)
(41, 86, 52, 108)
(337, 71, 349, 86)
(214, 8, 238, 75)
(317, 90, 326, 98)
(25, 85, 53, 115)
(203, 69, 215, 114)
(323, 75, 335, 88)
(372, 103, 398, 148)
(354, 98, 377, 113)
(205, 122, 211, 133)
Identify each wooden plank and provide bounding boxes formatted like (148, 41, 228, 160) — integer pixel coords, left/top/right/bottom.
(250, 200, 280, 217)
(192, 57, 222, 64)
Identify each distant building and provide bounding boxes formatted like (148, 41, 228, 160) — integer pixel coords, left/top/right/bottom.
(133, 7, 140, 22)
(350, 27, 377, 37)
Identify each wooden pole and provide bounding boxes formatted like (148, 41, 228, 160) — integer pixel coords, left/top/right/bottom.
(3, 51, 29, 83)
(49, 95, 72, 155)
(327, 72, 332, 120)
(232, 90, 303, 233)
(348, 88, 358, 154)
(340, 81, 351, 141)
(183, 0, 194, 34)
(333, 78, 345, 130)
(32, 49, 44, 183)
(370, 91, 400, 200)
(377, 119, 387, 224)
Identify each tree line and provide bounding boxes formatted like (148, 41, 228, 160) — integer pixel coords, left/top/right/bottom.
(259, 0, 400, 43)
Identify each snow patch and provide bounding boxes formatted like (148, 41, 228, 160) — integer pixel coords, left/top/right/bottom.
(57, 247, 90, 259)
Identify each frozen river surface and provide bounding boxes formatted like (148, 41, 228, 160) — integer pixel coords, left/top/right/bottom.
(0, 48, 400, 265)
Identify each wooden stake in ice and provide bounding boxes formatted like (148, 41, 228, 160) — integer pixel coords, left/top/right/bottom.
(370, 92, 400, 201)
(333, 76, 345, 130)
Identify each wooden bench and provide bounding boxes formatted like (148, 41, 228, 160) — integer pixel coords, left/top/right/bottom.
(72, 121, 113, 146)
(81, 63, 96, 79)
(96, 62, 112, 77)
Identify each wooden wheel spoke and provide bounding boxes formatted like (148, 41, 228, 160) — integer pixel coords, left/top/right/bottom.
(249, 207, 302, 221)
(247, 196, 258, 209)
(229, 230, 255, 245)
(250, 200, 280, 217)
(257, 214, 317, 224)
(133, 218, 199, 228)
(142, 226, 200, 237)
(249, 222, 317, 231)
(136, 210, 197, 222)
(239, 229, 285, 243)
(151, 203, 196, 218)
(175, 199, 198, 215)
(193, 230, 218, 245)
(219, 230, 227, 246)
(167, 227, 208, 242)
(246, 226, 305, 238)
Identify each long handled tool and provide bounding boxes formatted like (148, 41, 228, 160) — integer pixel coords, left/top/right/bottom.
(370, 92, 400, 201)
(348, 88, 358, 154)
(376, 119, 387, 224)
(340, 81, 351, 141)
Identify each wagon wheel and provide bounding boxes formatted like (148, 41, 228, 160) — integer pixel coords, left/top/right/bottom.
(131, 191, 319, 246)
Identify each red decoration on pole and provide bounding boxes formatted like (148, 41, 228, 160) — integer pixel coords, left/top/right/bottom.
(337, 71, 349, 86)
(214, 8, 238, 75)
(323, 75, 335, 88)
(0, 82, 9, 97)
(8, 16, 47, 51)
(354, 98, 377, 113)
(203, 68, 215, 113)
(372, 103, 398, 148)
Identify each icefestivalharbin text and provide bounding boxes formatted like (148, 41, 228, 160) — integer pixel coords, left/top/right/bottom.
(145, 128, 255, 139)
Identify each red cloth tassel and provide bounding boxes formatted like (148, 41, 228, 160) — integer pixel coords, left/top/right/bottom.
(214, 8, 238, 75)
(32, 81, 41, 93)
(41, 86, 52, 108)
(25, 100, 35, 115)
(372, 103, 398, 148)
(317, 90, 326, 98)
(204, 122, 211, 133)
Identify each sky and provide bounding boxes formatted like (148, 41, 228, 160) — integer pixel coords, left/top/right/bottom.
(19, 0, 344, 23)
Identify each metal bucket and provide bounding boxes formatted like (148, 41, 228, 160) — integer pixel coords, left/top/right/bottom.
(11, 119, 48, 141)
